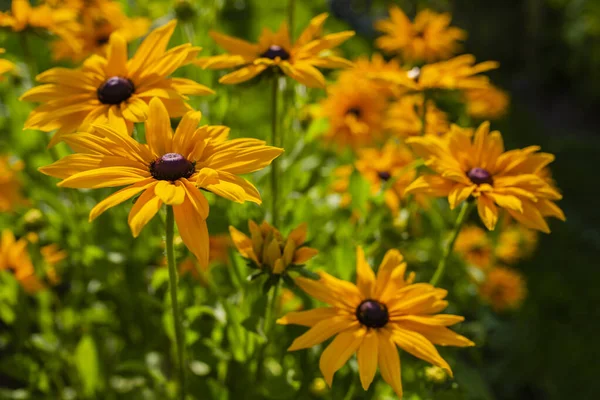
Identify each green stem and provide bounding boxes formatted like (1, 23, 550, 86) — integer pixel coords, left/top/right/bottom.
(19, 32, 37, 79)
(270, 76, 280, 226)
(288, 0, 296, 38)
(166, 206, 186, 399)
(256, 280, 281, 383)
(430, 201, 475, 286)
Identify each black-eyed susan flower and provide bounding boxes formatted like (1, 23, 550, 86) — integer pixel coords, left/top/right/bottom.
(375, 7, 466, 63)
(0, 0, 80, 50)
(320, 75, 387, 150)
(195, 13, 354, 88)
(229, 221, 318, 275)
(464, 85, 510, 120)
(355, 140, 418, 216)
(496, 223, 538, 264)
(385, 94, 449, 138)
(21, 20, 213, 146)
(405, 122, 565, 232)
(479, 266, 526, 311)
(454, 225, 493, 269)
(39, 98, 283, 267)
(278, 247, 474, 398)
(0, 156, 27, 212)
(0, 49, 15, 80)
(0, 230, 45, 294)
(52, 0, 150, 61)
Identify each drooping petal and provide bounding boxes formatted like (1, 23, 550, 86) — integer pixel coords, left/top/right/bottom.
(377, 329, 403, 399)
(477, 194, 498, 231)
(127, 187, 163, 237)
(287, 317, 357, 351)
(320, 327, 366, 387)
(173, 198, 210, 267)
(390, 325, 452, 376)
(357, 329, 379, 390)
(89, 178, 157, 221)
(154, 180, 186, 205)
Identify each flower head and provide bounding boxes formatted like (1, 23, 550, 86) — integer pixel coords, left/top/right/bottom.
(0, 230, 45, 294)
(405, 122, 565, 232)
(375, 7, 466, 62)
(229, 221, 318, 275)
(385, 94, 449, 138)
(355, 140, 418, 216)
(40, 98, 283, 267)
(0, 49, 15, 80)
(464, 85, 510, 120)
(320, 74, 387, 150)
(21, 20, 214, 146)
(479, 266, 526, 311)
(455, 225, 493, 269)
(0, 156, 28, 212)
(278, 247, 474, 398)
(196, 13, 354, 88)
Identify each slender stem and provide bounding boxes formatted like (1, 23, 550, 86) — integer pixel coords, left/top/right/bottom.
(288, 0, 296, 38)
(270, 76, 280, 226)
(430, 201, 475, 286)
(256, 280, 281, 383)
(19, 33, 37, 79)
(166, 206, 186, 399)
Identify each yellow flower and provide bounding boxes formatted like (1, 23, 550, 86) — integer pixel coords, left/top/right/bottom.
(405, 122, 565, 232)
(385, 94, 449, 138)
(278, 247, 474, 398)
(319, 74, 387, 150)
(21, 20, 213, 146)
(0, 0, 80, 51)
(454, 225, 492, 269)
(381, 54, 498, 92)
(479, 266, 526, 311)
(344, 53, 408, 96)
(464, 85, 510, 120)
(0, 49, 15, 80)
(375, 7, 466, 62)
(355, 140, 418, 216)
(196, 13, 354, 88)
(496, 223, 538, 264)
(0, 230, 45, 294)
(229, 221, 318, 274)
(39, 98, 283, 267)
(0, 156, 28, 212)
(52, 1, 151, 62)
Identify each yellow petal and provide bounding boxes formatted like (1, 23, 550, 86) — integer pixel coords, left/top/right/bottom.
(355, 246, 375, 299)
(287, 317, 357, 351)
(219, 64, 268, 85)
(374, 249, 404, 302)
(154, 180, 186, 205)
(105, 33, 128, 77)
(89, 178, 156, 221)
(395, 321, 475, 348)
(292, 247, 319, 264)
(390, 326, 452, 376)
(377, 329, 403, 399)
(320, 327, 365, 387)
(357, 329, 378, 390)
(277, 307, 339, 327)
(145, 97, 173, 156)
(127, 187, 163, 237)
(173, 198, 210, 268)
(58, 166, 149, 189)
(477, 195, 498, 231)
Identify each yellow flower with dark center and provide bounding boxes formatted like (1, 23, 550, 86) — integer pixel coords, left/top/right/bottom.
(0, 0, 80, 51)
(0, 230, 45, 294)
(355, 140, 418, 216)
(405, 122, 565, 232)
(0, 49, 15, 80)
(464, 85, 510, 120)
(375, 7, 466, 62)
(320, 75, 387, 150)
(385, 94, 449, 138)
(479, 266, 526, 311)
(278, 247, 474, 398)
(39, 98, 283, 267)
(21, 20, 213, 146)
(52, 0, 150, 62)
(195, 13, 354, 88)
(0, 156, 27, 212)
(454, 225, 492, 269)
(229, 221, 318, 274)
(380, 54, 499, 93)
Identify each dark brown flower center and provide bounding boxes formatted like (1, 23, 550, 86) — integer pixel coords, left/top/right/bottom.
(377, 171, 392, 181)
(96, 35, 110, 46)
(467, 167, 494, 185)
(150, 153, 195, 181)
(261, 45, 290, 60)
(97, 76, 134, 105)
(346, 107, 362, 118)
(356, 300, 389, 328)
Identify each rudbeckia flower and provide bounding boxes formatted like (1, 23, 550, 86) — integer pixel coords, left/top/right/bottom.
(0, 155, 27, 212)
(496, 224, 538, 264)
(278, 247, 474, 398)
(385, 94, 449, 138)
(21, 20, 214, 146)
(454, 225, 493, 269)
(195, 13, 354, 88)
(229, 221, 318, 275)
(0, 49, 15, 80)
(355, 140, 418, 216)
(0, 230, 45, 294)
(0, 0, 80, 50)
(39, 98, 283, 267)
(375, 7, 466, 62)
(479, 266, 526, 311)
(320, 75, 387, 150)
(405, 122, 566, 232)
(464, 85, 510, 120)
(52, 0, 150, 62)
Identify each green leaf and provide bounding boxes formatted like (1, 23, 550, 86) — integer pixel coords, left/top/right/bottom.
(75, 334, 101, 397)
